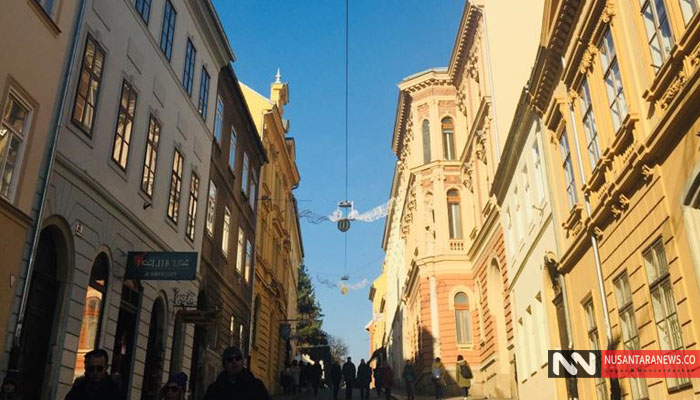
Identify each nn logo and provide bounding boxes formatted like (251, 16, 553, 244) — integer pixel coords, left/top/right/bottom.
(548, 350, 601, 378)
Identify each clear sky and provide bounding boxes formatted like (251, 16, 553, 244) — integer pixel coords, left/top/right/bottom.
(212, 0, 465, 361)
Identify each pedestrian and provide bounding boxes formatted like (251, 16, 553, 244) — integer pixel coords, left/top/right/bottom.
(372, 362, 383, 398)
(291, 360, 301, 394)
(382, 364, 393, 400)
(65, 349, 121, 400)
(356, 359, 371, 400)
(402, 361, 416, 400)
(330, 360, 342, 400)
(431, 357, 446, 400)
(342, 357, 356, 400)
(311, 361, 322, 396)
(456, 355, 472, 400)
(282, 363, 293, 394)
(158, 372, 187, 400)
(202, 346, 271, 400)
(1, 376, 21, 400)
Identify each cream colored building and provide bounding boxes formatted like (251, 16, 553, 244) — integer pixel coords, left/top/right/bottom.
(0, 0, 80, 365)
(242, 74, 302, 394)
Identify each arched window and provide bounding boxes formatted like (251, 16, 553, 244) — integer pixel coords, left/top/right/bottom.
(447, 189, 463, 239)
(442, 117, 455, 160)
(74, 253, 109, 379)
(455, 292, 471, 344)
(422, 120, 431, 164)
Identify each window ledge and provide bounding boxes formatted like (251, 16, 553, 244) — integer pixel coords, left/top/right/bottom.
(28, 0, 61, 36)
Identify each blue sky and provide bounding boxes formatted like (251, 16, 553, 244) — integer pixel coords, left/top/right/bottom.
(213, 0, 465, 361)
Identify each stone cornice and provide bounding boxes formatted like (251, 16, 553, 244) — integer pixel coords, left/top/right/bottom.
(448, 2, 482, 83)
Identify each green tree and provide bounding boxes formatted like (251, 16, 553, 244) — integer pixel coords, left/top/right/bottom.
(296, 263, 327, 346)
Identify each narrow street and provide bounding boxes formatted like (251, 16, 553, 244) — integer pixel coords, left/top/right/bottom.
(272, 386, 509, 400)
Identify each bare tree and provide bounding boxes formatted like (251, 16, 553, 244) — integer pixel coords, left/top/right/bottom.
(328, 334, 349, 362)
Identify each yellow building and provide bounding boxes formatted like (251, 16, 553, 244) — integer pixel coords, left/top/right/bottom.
(367, 269, 387, 357)
(530, 0, 700, 399)
(242, 72, 302, 394)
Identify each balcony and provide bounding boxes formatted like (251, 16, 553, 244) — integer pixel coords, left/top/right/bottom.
(449, 239, 465, 252)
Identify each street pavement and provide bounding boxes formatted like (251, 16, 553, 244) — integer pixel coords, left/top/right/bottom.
(271, 386, 506, 400)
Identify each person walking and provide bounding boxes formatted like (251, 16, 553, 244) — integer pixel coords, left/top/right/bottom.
(330, 360, 343, 400)
(311, 361, 323, 396)
(431, 357, 447, 400)
(1, 376, 21, 400)
(382, 364, 393, 400)
(456, 356, 472, 400)
(202, 346, 271, 400)
(342, 357, 356, 400)
(158, 372, 187, 400)
(291, 360, 301, 394)
(402, 361, 416, 400)
(65, 349, 121, 400)
(356, 359, 371, 400)
(281, 363, 293, 395)
(372, 362, 383, 398)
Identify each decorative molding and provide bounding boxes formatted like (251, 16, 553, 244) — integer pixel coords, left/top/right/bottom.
(659, 71, 687, 110)
(601, 0, 616, 23)
(579, 45, 598, 74)
(641, 164, 654, 182)
(592, 226, 604, 241)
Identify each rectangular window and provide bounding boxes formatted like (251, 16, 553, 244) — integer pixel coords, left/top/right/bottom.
(214, 96, 223, 143)
(167, 149, 183, 223)
(140, 115, 160, 197)
(599, 30, 628, 133)
(135, 0, 152, 23)
(245, 239, 252, 282)
(249, 169, 257, 211)
(205, 181, 216, 237)
(680, 0, 700, 23)
(643, 239, 689, 389)
(614, 272, 649, 399)
(641, 0, 674, 68)
(241, 153, 249, 196)
(229, 127, 237, 170)
(183, 39, 196, 96)
(559, 130, 578, 210)
(159, 0, 176, 60)
(35, 0, 55, 15)
(73, 35, 106, 136)
(229, 315, 235, 346)
(186, 173, 199, 241)
(584, 300, 608, 400)
(0, 94, 31, 200)
(236, 228, 245, 275)
(532, 138, 545, 205)
(198, 67, 210, 118)
(111, 81, 138, 170)
(222, 206, 231, 256)
(579, 80, 601, 169)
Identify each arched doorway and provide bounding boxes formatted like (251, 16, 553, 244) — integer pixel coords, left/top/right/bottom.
(141, 297, 167, 400)
(73, 252, 109, 379)
(487, 259, 508, 372)
(20, 225, 70, 400)
(111, 280, 141, 398)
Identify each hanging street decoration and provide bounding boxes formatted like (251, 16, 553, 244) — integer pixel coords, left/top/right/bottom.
(317, 274, 370, 296)
(299, 198, 395, 230)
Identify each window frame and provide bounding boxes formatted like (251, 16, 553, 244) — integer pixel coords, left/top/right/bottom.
(454, 292, 472, 345)
(166, 149, 184, 224)
(579, 79, 601, 170)
(599, 29, 628, 133)
(236, 227, 245, 275)
(214, 95, 224, 144)
(447, 189, 463, 239)
(241, 152, 249, 197)
(0, 92, 32, 201)
(228, 126, 237, 172)
(111, 80, 138, 171)
(422, 119, 431, 164)
(72, 34, 106, 137)
(205, 180, 216, 237)
(222, 206, 231, 257)
(559, 130, 578, 210)
(159, 0, 176, 61)
(442, 117, 456, 160)
(613, 271, 648, 400)
(135, 0, 152, 24)
(182, 39, 197, 96)
(185, 172, 199, 241)
(198, 67, 210, 119)
(640, 0, 674, 69)
(140, 115, 161, 198)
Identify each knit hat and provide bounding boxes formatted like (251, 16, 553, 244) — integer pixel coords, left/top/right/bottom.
(167, 372, 187, 391)
(222, 346, 243, 360)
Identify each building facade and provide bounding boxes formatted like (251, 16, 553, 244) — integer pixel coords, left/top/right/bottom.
(191, 64, 265, 398)
(2, 0, 234, 398)
(0, 0, 80, 362)
(532, 0, 700, 399)
(241, 74, 303, 394)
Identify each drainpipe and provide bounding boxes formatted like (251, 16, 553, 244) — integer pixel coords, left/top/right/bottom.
(566, 100, 613, 346)
(9, 0, 88, 368)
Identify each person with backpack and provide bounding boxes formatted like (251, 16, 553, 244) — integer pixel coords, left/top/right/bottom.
(401, 361, 416, 400)
(456, 355, 472, 400)
(431, 357, 446, 400)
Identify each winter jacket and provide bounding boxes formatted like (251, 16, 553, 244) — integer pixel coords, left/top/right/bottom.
(64, 375, 122, 400)
(342, 361, 356, 383)
(456, 360, 472, 388)
(431, 361, 446, 387)
(357, 363, 372, 385)
(330, 363, 342, 385)
(202, 369, 271, 400)
(402, 364, 416, 383)
(382, 366, 393, 388)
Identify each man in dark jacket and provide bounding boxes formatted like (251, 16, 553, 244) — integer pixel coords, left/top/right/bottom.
(65, 349, 121, 400)
(356, 359, 372, 400)
(203, 346, 271, 400)
(330, 361, 342, 400)
(342, 357, 356, 400)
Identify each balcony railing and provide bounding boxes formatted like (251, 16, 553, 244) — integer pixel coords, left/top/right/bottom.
(449, 239, 465, 252)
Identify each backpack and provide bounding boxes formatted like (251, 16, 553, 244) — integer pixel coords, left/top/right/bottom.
(460, 363, 473, 379)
